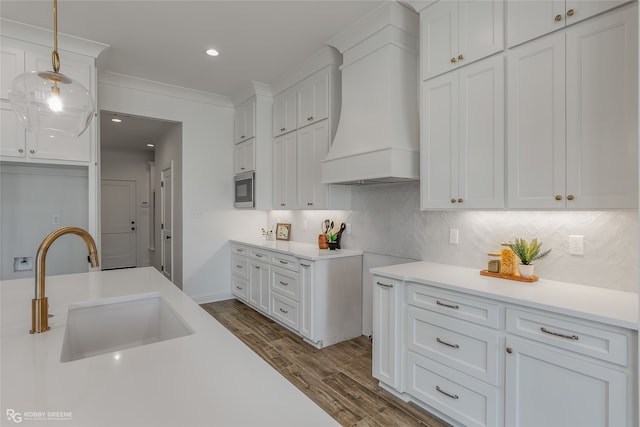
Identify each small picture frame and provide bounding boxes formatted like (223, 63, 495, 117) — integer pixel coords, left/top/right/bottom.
(275, 223, 291, 241)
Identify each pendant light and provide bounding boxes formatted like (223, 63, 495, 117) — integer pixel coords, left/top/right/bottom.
(8, 0, 95, 138)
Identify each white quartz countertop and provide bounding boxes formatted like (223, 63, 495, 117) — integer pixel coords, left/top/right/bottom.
(1, 267, 338, 427)
(371, 261, 638, 330)
(230, 239, 363, 260)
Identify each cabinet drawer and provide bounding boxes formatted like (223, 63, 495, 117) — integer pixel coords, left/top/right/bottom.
(271, 252, 299, 272)
(506, 308, 630, 366)
(231, 276, 248, 301)
(231, 244, 249, 256)
(406, 283, 501, 329)
(231, 255, 248, 279)
(407, 306, 500, 385)
(406, 351, 499, 427)
(271, 267, 300, 301)
(249, 248, 270, 262)
(271, 293, 299, 332)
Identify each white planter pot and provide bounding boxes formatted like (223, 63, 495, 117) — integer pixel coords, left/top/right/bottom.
(518, 264, 535, 278)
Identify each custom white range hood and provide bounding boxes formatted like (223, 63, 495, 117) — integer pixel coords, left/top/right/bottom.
(321, 1, 419, 185)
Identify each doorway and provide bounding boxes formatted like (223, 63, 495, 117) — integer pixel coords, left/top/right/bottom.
(101, 179, 137, 269)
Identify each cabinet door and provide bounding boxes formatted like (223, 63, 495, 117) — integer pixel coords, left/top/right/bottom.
(565, 0, 629, 27)
(299, 261, 315, 341)
(24, 52, 92, 162)
(248, 260, 270, 315)
(421, 1, 458, 80)
(457, 55, 504, 209)
(234, 139, 255, 174)
(296, 120, 329, 209)
(235, 99, 255, 143)
(505, 336, 628, 427)
(507, 32, 566, 208)
(507, 0, 565, 47)
(273, 89, 297, 137)
(565, 6, 638, 208)
(458, 0, 504, 67)
(1, 46, 24, 99)
(272, 133, 297, 209)
(372, 277, 401, 389)
(297, 71, 329, 128)
(421, 71, 458, 209)
(0, 99, 26, 158)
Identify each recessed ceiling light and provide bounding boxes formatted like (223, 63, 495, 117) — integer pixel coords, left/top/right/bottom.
(206, 48, 219, 57)
(111, 118, 122, 123)
(146, 143, 155, 148)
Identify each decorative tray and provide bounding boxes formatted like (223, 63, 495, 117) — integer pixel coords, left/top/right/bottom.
(480, 270, 539, 283)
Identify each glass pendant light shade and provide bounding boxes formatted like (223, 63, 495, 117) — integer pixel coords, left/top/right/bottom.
(9, 70, 95, 137)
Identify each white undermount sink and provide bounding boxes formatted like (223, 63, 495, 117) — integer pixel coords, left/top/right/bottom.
(60, 292, 194, 362)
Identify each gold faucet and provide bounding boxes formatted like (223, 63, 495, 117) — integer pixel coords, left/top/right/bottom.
(31, 226, 100, 334)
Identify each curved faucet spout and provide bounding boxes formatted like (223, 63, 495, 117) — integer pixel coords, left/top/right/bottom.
(31, 226, 99, 334)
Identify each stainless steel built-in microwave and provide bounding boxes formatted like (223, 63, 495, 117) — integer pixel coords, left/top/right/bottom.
(234, 171, 255, 208)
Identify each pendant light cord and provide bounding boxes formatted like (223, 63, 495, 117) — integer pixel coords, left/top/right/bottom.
(51, 0, 60, 73)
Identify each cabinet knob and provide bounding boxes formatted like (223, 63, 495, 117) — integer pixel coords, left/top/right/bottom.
(307, 116, 314, 121)
(280, 203, 285, 207)
(18, 148, 24, 154)
(281, 127, 286, 132)
(506, 347, 513, 354)
(555, 14, 562, 22)
(567, 194, 575, 201)
(241, 135, 245, 139)
(450, 57, 457, 63)
(30, 149, 35, 154)
(457, 198, 463, 203)
(566, 8, 574, 16)
(307, 202, 313, 206)
(240, 167, 245, 170)
(131, 227, 136, 231)
(131, 221, 135, 224)
(450, 198, 457, 204)
(458, 54, 464, 60)
(555, 195, 563, 201)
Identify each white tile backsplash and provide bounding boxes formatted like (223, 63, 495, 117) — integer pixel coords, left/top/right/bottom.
(267, 182, 638, 292)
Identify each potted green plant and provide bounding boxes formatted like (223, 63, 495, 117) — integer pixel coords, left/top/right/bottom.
(506, 238, 551, 278)
(327, 233, 338, 251)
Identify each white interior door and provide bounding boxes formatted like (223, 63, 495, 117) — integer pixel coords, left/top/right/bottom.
(161, 164, 173, 281)
(101, 179, 137, 269)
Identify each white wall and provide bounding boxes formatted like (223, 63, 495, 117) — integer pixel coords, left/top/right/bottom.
(268, 182, 639, 293)
(98, 73, 267, 302)
(0, 164, 89, 280)
(100, 147, 154, 267)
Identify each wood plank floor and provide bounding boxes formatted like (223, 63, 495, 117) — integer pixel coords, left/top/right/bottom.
(201, 299, 450, 427)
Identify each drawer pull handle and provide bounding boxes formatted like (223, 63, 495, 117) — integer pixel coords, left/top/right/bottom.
(435, 385, 459, 400)
(236, 249, 244, 252)
(301, 263, 311, 268)
(255, 254, 264, 258)
(279, 260, 289, 264)
(279, 308, 288, 314)
(436, 337, 460, 349)
(436, 300, 459, 310)
(236, 265, 243, 268)
(279, 281, 289, 286)
(235, 286, 243, 290)
(540, 327, 579, 341)
(376, 281, 393, 288)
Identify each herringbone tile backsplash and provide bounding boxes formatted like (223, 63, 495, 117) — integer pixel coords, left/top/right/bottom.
(267, 182, 638, 292)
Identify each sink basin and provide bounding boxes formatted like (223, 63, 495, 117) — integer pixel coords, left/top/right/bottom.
(60, 292, 194, 362)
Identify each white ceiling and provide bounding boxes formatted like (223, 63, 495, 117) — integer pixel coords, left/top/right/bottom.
(0, 0, 384, 97)
(1, 1, 385, 151)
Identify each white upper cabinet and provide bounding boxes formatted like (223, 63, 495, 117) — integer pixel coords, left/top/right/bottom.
(507, 4, 637, 209)
(421, 0, 504, 80)
(1, 46, 24, 99)
(296, 69, 329, 128)
(421, 55, 504, 209)
(234, 139, 255, 174)
(234, 98, 255, 144)
(297, 120, 329, 209)
(272, 88, 297, 137)
(272, 132, 297, 209)
(507, 0, 630, 47)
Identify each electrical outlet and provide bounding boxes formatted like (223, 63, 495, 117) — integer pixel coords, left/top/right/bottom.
(52, 214, 60, 225)
(569, 235, 584, 255)
(449, 228, 459, 245)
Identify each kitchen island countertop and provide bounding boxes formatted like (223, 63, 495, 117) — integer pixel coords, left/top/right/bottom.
(1, 267, 339, 427)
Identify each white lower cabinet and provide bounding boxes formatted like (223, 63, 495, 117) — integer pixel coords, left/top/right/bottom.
(371, 273, 637, 427)
(231, 241, 362, 348)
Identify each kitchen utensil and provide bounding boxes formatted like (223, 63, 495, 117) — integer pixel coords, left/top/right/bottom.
(321, 219, 330, 234)
(336, 223, 346, 249)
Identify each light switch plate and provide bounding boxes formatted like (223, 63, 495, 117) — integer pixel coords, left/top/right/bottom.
(569, 235, 584, 255)
(449, 228, 459, 245)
